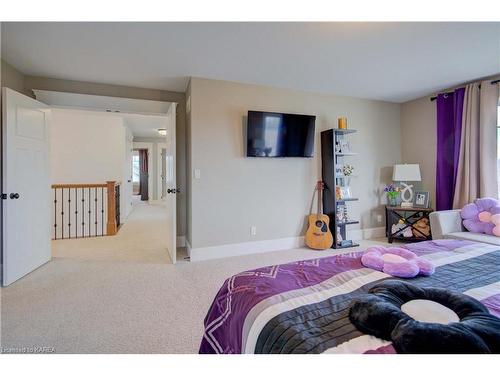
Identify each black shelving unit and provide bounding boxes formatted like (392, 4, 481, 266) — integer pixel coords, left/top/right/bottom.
(321, 128, 359, 249)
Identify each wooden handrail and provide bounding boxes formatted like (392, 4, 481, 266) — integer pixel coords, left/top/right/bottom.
(51, 183, 107, 189)
(106, 181, 118, 235)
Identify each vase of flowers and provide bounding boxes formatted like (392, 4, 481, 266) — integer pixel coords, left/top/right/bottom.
(384, 184, 400, 206)
(342, 164, 354, 186)
(342, 164, 354, 177)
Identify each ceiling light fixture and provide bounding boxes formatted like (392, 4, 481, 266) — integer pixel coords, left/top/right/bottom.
(158, 128, 167, 136)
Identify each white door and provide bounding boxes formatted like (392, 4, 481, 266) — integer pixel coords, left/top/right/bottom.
(2, 88, 51, 286)
(165, 104, 176, 264)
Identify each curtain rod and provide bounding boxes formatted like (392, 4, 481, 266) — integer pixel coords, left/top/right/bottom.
(429, 79, 500, 101)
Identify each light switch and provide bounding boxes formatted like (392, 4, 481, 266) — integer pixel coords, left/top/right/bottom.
(194, 169, 201, 179)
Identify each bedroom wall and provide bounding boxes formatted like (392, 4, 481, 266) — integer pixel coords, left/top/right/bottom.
(400, 96, 437, 208)
(22, 75, 187, 237)
(188, 77, 402, 252)
(1, 59, 26, 95)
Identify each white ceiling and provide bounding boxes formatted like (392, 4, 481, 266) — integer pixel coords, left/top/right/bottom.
(2, 22, 499, 102)
(122, 113, 167, 139)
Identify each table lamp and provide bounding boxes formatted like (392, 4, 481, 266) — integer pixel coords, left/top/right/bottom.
(392, 164, 421, 207)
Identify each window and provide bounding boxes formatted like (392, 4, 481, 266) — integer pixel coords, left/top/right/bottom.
(132, 155, 140, 183)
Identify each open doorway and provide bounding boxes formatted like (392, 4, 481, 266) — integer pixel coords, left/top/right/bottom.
(132, 150, 140, 195)
(2, 89, 179, 285)
(131, 147, 151, 203)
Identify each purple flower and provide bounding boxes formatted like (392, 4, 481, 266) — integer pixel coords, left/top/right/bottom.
(384, 184, 397, 192)
(384, 184, 400, 198)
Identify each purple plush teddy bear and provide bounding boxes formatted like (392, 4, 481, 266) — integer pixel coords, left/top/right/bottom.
(460, 198, 500, 235)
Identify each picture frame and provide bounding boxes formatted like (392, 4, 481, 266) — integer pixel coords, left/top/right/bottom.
(413, 191, 429, 208)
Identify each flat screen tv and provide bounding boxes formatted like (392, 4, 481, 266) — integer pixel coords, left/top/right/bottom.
(246, 110, 316, 157)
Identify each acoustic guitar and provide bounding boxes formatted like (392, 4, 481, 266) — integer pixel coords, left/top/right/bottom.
(305, 181, 334, 250)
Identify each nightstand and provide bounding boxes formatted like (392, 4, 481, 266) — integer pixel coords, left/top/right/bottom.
(385, 205, 433, 243)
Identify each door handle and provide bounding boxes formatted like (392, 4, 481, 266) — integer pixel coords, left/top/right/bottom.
(167, 188, 180, 194)
(10, 193, 20, 199)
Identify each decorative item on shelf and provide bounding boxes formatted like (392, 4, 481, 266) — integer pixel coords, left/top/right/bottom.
(384, 184, 400, 206)
(343, 164, 354, 176)
(335, 141, 341, 153)
(336, 186, 352, 200)
(392, 164, 421, 208)
(340, 239, 353, 247)
(337, 227, 343, 241)
(338, 139, 351, 153)
(412, 217, 431, 238)
(341, 186, 352, 199)
(335, 186, 342, 200)
(336, 205, 350, 222)
(335, 164, 344, 176)
(338, 117, 347, 129)
(391, 219, 413, 238)
(336, 206, 345, 222)
(391, 220, 404, 235)
(403, 226, 413, 237)
(343, 205, 349, 221)
(413, 191, 430, 208)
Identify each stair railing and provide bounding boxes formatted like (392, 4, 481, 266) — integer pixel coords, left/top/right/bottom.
(51, 181, 121, 240)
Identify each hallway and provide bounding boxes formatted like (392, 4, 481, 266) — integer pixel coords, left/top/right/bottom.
(52, 201, 172, 264)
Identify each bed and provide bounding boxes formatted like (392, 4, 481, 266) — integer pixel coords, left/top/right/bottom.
(199, 240, 500, 354)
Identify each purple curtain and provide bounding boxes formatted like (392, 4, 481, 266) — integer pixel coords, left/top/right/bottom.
(436, 88, 465, 210)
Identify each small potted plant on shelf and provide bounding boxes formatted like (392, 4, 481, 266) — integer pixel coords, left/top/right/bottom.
(384, 184, 400, 206)
(343, 164, 354, 176)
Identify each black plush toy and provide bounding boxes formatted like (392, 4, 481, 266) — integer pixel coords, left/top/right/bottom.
(349, 280, 500, 354)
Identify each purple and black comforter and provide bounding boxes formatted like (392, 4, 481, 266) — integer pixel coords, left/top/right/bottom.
(199, 240, 500, 354)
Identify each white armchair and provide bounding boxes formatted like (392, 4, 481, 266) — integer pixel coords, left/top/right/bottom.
(429, 209, 500, 246)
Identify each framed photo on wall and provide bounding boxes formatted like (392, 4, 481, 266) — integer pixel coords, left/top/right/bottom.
(413, 191, 430, 208)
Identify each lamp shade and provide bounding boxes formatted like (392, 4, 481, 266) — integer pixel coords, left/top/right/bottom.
(392, 164, 421, 182)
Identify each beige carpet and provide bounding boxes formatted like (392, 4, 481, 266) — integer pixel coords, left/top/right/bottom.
(48, 200, 173, 264)
(1, 204, 388, 353)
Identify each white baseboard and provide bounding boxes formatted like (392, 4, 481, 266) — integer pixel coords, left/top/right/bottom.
(189, 226, 386, 262)
(176, 236, 186, 248)
(348, 226, 386, 241)
(190, 236, 305, 262)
